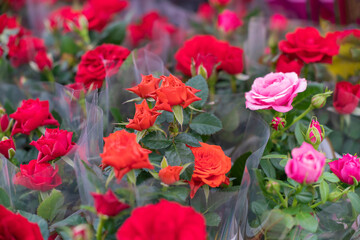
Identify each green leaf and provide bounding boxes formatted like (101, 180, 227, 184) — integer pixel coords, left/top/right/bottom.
(260, 159, 276, 178)
(320, 180, 329, 203)
(165, 143, 194, 166)
(322, 172, 340, 183)
(295, 190, 313, 203)
(160, 187, 190, 203)
(141, 132, 172, 149)
(179, 163, 194, 181)
(60, 35, 80, 54)
(292, 83, 324, 110)
(295, 122, 306, 145)
(110, 107, 123, 122)
(348, 192, 360, 214)
(51, 214, 86, 228)
(204, 212, 221, 227)
(97, 21, 126, 45)
(174, 133, 201, 147)
(262, 154, 288, 159)
(19, 211, 49, 240)
(296, 212, 318, 233)
(190, 113, 222, 135)
(0, 187, 10, 207)
(172, 105, 183, 126)
(160, 156, 168, 169)
(37, 189, 64, 222)
(185, 75, 209, 108)
(229, 151, 252, 185)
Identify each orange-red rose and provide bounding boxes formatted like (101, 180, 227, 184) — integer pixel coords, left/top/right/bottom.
(126, 74, 161, 99)
(100, 130, 154, 180)
(154, 75, 201, 112)
(126, 100, 161, 131)
(91, 190, 130, 217)
(159, 166, 183, 185)
(188, 142, 231, 198)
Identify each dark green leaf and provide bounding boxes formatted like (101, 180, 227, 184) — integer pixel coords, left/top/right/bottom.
(296, 212, 318, 233)
(348, 192, 360, 214)
(160, 187, 189, 203)
(295, 190, 313, 203)
(0, 187, 10, 207)
(190, 113, 222, 135)
(174, 133, 201, 147)
(51, 214, 86, 228)
(110, 107, 123, 122)
(229, 151, 252, 185)
(204, 212, 221, 227)
(295, 122, 306, 145)
(165, 143, 194, 166)
(179, 163, 194, 181)
(322, 172, 340, 183)
(260, 159, 276, 178)
(37, 189, 64, 222)
(141, 132, 172, 149)
(97, 21, 126, 45)
(185, 75, 209, 108)
(19, 211, 49, 240)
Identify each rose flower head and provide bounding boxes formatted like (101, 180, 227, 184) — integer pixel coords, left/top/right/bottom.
(126, 100, 161, 131)
(0, 205, 43, 240)
(10, 99, 59, 136)
(188, 142, 231, 198)
(126, 74, 161, 99)
(269, 13, 288, 32)
(276, 54, 304, 75)
(217, 10, 242, 33)
(0, 137, 16, 159)
(329, 154, 360, 185)
(116, 199, 207, 240)
(285, 142, 326, 184)
(159, 166, 183, 185)
(13, 159, 62, 192)
(100, 130, 154, 180)
(30, 128, 76, 163)
(279, 27, 339, 64)
(245, 72, 307, 113)
(333, 81, 360, 114)
(91, 189, 130, 217)
(154, 74, 201, 112)
(75, 44, 130, 90)
(305, 119, 324, 148)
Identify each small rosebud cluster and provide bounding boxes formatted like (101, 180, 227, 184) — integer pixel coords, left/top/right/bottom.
(271, 117, 286, 131)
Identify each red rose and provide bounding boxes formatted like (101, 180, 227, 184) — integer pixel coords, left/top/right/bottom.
(0, 14, 20, 34)
(0, 137, 15, 159)
(34, 51, 52, 71)
(10, 99, 59, 136)
(153, 74, 201, 112)
(91, 190, 130, 217)
(159, 166, 183, 185)
(126, 100, 161, 131)
(189, 142, 231, 198)
(126, 74, 161, 98)
(116, 199, 207, 240)
(279, 27, 339, 64)
(0, 205, 44, 240)
(7, 36, 47, 67)
(75, 44, 130, 90)
(100, 130, 153, 180)
(333, 81, 360, 114)
(197, 3, 215, 22)
(48, 7, 82, 33)
(175, 35, 244, 76)
(0, 111, 11, 132)
(82, 5, 110, 31)
(127, 11, 177, 47)
(65, 83, 87, 99)
(87, 0, 128, 15)
(13, 160, 62, 192)
(276, 54, 304, 75)
(30, 128, 76, 163)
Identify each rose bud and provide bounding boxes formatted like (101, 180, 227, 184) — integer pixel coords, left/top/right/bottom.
(285, 142, 326, 184)
(0, 136, 16, 159)
(328, 190, 342, 202)
(73, 224, 93, 240)
(191, 54, 218, 80)
(33, 51, 53, 71)
(91, 190, 130, 217)
(311, 90, 333, 109)
(329, 154, 360, 185)
(305, 119, 324, 148)
(0, 111, 12, 133)
(126, 100, 161, 131)
(271, 117, 285, 131)
(217, 10, 242, 33)
(159, 166, 183, 185)
(269, 13, 288, 32)
(265, 180, 280, 194)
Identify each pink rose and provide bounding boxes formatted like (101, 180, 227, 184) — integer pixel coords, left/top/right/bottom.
(269, 13, 288, 31)
(245, 72, 307, 112)
(217, 10, 242, 33)
(305, 119, 324, 146)
(285, 142, 326, 184)
(329, 154, 360, 185)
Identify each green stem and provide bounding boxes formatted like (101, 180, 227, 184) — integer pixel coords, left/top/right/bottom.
(44, 70, 55, 83)
(275, 189, 287, 208)
(230, 75, 237, 93)
(310, 201, 322, 209)
(96, 216, 106, 240)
